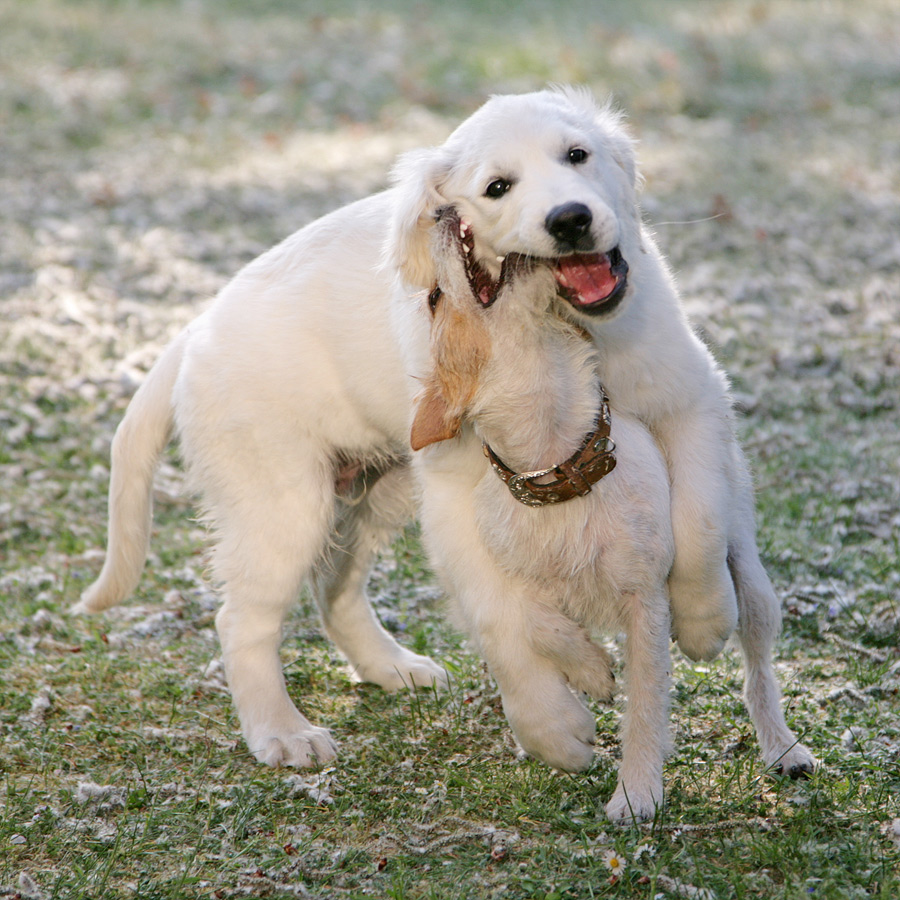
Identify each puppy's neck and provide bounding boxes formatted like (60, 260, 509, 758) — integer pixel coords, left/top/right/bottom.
(474, 320, 600, 472)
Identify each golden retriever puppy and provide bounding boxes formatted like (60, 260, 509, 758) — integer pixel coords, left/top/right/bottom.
(410, 206, 674, 821)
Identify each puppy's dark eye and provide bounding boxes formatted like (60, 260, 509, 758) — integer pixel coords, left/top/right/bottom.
(567, 147, 589, 165)
(428, 285, 443, 313)
(485, 178, 512, 199)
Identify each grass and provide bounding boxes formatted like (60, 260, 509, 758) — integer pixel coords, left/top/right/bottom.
(2, 0, 899, 897)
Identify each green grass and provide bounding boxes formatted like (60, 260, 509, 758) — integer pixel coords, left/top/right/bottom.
(2, 0, 899, 897)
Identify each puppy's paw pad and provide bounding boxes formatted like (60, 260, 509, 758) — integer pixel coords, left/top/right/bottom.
(768, 744, 816, 780)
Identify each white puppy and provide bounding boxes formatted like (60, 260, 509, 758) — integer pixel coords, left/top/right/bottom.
(410, 206, 674, 821)
(77, 88, 814, 806)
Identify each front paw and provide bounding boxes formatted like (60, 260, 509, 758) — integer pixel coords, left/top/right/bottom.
(668, 550, 739, 662)
(247, 723, 338, 768)
(669, 582, 738, 662)
(529, 608, 616, 703)
(503, 676, 596, 772)
(605, 777, 663, 824)
(766, 742, 816, 780)
(350, 647, 449, 692)
(672, 618, 731, 662)
(563, 642, 616, 704)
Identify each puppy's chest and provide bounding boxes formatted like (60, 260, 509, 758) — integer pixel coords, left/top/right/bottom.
(473, 474, 619, 598)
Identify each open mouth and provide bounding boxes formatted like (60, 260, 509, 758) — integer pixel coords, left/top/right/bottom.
(457, 216, 503, 306)
(436, 207, 627, 314)
(552, 248, 629, 313)
(452, 212, 535, 307)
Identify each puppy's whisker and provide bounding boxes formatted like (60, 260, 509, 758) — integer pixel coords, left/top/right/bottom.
(650, 214, 726, 227)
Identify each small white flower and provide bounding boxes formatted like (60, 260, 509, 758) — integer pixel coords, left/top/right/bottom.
(633, 842, 657, 861)
(601, 848, 627, 875)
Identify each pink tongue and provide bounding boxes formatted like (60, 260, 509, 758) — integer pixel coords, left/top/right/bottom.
(556, 254, 617, 305)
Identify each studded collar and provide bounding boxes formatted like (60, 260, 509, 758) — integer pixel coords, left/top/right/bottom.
(482, 388, 617, 507)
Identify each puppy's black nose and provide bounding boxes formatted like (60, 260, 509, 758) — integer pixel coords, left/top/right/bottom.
(545, 202, 593, 249)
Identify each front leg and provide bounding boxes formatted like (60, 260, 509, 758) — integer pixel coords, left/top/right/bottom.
(418, 474, 606, 772)
(454, 562, 602, 773)
(654, 410, 739, 661)
(605, 587, 672, 824)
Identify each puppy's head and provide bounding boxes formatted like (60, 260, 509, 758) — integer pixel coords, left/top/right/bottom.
(389, 86, 642, 322)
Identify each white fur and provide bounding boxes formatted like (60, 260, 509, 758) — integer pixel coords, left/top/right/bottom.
(77, 88, 814, 812)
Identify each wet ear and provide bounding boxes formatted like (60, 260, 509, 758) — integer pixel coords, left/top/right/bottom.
(388, 147, 453, 288)
(409, 303, 491, 452)
(410, 380, 461, 451)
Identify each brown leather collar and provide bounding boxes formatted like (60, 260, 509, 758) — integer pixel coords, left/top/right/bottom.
(483, 388, 616, 507)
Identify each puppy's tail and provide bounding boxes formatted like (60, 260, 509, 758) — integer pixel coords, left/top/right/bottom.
(73, 330, 188, 614)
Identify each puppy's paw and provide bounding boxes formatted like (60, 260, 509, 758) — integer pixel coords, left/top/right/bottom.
(669, 564, 739, 662)
(249, 725, 338, 769)
(605, 778, 663, 825)
(529, 609, 616, 702)
(504, 678, 596, 772)
(351, 647, 449, 693)
(670, 593, 738, 662)
(673, 620, 731, 663)
(70, 593, 106, 615)
(564, 643, 616, 704)
(766, 742, 816, 780)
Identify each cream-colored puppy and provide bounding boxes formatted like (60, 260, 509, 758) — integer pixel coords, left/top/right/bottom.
(78, 88, 813, 802)
(410, 206, 675, 822)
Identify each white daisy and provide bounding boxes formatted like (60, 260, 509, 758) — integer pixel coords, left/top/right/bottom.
(601, 848, 627, 876)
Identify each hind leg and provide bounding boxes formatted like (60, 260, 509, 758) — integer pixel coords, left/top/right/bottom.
(312, 466, 448, 691)
(729, 470, 815, 776)
(212, 468, 339, 768)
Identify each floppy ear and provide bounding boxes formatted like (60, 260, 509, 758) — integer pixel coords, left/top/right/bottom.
(409, 303, 491, 451)
(410, 379, 461, 451)
(388, 147, 453, 289)
(586, 95, 640, 189)
(603, 114, 640, 190)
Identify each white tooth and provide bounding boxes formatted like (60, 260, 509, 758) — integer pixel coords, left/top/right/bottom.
(557, 272, 570, 287)
(496, 256, 505, 263)
(463, 243, 471, 253)
(459, 220, 469, 236)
